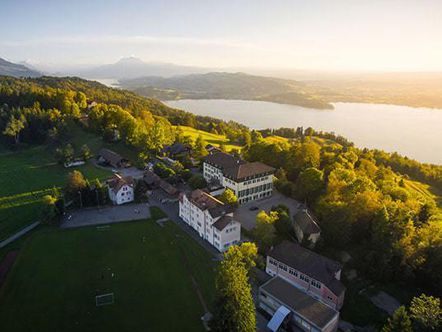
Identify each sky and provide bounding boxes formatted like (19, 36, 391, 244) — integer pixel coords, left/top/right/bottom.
(1, 0, 442, 71)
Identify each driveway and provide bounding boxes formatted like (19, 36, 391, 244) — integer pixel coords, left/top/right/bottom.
(61, 203, 151, 228)
(234, 191, 301, 230)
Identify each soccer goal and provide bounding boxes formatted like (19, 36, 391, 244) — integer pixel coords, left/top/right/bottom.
(95, 293, 115, 306)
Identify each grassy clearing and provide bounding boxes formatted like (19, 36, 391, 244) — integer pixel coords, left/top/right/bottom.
(0, 141, 111, 240)
(177, 125, 242, 152)
(0, 219, 217, 332)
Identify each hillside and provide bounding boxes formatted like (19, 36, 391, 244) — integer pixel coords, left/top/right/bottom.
(0, 58, 41, 77)
(120, 72, 334, 109)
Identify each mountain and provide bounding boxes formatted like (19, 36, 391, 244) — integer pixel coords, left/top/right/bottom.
(119, 72, 334, 109)
(0, 57, 41, 77)
(78, 57, 209, 79)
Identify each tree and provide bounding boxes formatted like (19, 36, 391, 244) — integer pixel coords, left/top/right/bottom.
(409, 294, 442, 331)
(194, 134, 208, 158)
(81, 144, 92, 160)
(41, 194, 60, 224)
(218, 188, 238, 206)
(253, 211, 278, 252)
(210, 243, 257, 332)
(62, 144, 75, 164)
(66, 170, 87, 195)
(188, 174, 207, 189)
(382, 306, 413, 332)
(295, 167, 324, 202)
(3, 114, 25, 144)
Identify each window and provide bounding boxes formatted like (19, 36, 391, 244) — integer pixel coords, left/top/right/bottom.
(311, 280, 322, 289)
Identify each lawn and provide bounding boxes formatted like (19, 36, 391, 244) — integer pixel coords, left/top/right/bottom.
(0, 143, 111, 241)
(0, 219, 217, 332)
(176, 125, 243, 152)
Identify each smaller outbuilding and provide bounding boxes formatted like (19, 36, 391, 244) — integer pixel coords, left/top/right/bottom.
(98, 148, 130, 168)
(293, 207, 321, 246)
(107, 174, 134, 205)
(162, 142, 191, 159)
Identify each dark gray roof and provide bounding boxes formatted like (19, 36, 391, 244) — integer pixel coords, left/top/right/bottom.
(143, 171, 161, 186)
(213, 215, 233, 231)
(208, 203, 236, 218)
(163, 142, 190, 155)
(268, 241, 345, 297)
(294, 208, 321, 234)
(204, 152, 275, 181)
(98, 148, 127, 165)
(260, 277, 338, 329)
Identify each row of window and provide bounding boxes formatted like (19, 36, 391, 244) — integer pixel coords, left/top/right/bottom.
(242, 176, 269, 185)
(225, 226, 237, 234)
(238, 190, 272, 204)
(238, 183, 272, 198)
(268, 258, 322, 290)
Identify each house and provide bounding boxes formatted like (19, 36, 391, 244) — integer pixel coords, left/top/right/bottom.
(179, 189, 241, 251)
(293, 207, 321, 246)
(265, 241, 345, 310)
(162, 142, 191, 159)
(259, 277, 340, 332)
(203, 151, 275, 204)
(107, 174, 134, 205)
(205, 144, 221, 154)
(98, 148, 129, 168)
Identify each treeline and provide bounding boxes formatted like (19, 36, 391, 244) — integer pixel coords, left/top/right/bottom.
(0, 76, 249, 147)
(243, 134, 442, 297)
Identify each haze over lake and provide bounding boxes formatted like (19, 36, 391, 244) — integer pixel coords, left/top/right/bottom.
(165, 99, 442, 165)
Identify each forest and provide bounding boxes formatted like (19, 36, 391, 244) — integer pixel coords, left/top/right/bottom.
(0, 76, 441, 299)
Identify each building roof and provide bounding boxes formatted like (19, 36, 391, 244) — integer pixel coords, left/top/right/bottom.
(143, 170, 161, 186)
(107, 174, 134, 194)
(159, 179, 178, 196)
(268, 241, 345, 297)
(163, 142, 191, 156)
(213, 215, 234, 231)
(261, 277, 338, 329)
(294, 208, 321, 235)
(204, 152, 275, 181)
(98, 148, 127, 166)
(185, 189, 235, 217)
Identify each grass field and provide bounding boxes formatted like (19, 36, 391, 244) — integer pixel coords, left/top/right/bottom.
(0, 219, 217, 332)
(0, 141, 111, 241)
(177, 125, 243, 152)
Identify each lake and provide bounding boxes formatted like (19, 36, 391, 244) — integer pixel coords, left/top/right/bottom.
(165, 99, 442, 165)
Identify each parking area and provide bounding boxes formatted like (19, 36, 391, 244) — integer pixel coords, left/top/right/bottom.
(61, 203, 151, 228)
(234, 191, 301, 230)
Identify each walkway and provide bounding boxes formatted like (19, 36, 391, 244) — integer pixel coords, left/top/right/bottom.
(0, 221, 40, 249)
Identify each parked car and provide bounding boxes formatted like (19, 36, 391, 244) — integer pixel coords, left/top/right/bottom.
(249, 206, 259, 211)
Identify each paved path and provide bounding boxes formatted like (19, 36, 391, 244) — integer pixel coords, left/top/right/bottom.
(0, 221, 40, 248)
(61, 203, 151, 228)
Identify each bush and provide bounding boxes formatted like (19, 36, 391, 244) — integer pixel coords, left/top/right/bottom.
(188, 174, 207, 189)
(154, 162, 176, 178)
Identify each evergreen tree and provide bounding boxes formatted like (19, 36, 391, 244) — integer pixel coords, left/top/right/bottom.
(382, 306, 413, 332)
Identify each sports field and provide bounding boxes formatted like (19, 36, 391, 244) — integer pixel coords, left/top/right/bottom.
(0, 219, 216, 332)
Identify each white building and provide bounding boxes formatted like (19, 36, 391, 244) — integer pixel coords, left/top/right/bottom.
(179, 189, 241, 251)
(107, 174, 135, 205)
(203, 152, 275, 204)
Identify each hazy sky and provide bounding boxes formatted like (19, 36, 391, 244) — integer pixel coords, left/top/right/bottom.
(1, 0, 442, 71)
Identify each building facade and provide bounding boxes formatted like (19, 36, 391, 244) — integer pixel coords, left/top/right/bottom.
(179, 189, 241, 251)
(107, 175, 134, 205)
(265, 241, 345, 310)
(203, 152, 275, 204)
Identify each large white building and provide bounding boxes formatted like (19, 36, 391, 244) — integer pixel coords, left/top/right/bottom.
(107, 174, 134, 205)
(203, 152, 275, 204)
(179, 189, 241, 251)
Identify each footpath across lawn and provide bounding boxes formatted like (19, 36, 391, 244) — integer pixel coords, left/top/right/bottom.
(0, 219, 217, 332)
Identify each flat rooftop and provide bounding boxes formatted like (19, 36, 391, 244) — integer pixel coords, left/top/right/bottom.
(260, 277, 338, 329)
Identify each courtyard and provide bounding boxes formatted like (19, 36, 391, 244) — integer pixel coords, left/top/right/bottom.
(234, 191, 301, 230)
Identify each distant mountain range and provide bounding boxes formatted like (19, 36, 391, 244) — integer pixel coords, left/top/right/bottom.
(119, 72, 334, 109)
(77, 57, 210, 79)
(0, 58, 41, 77)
